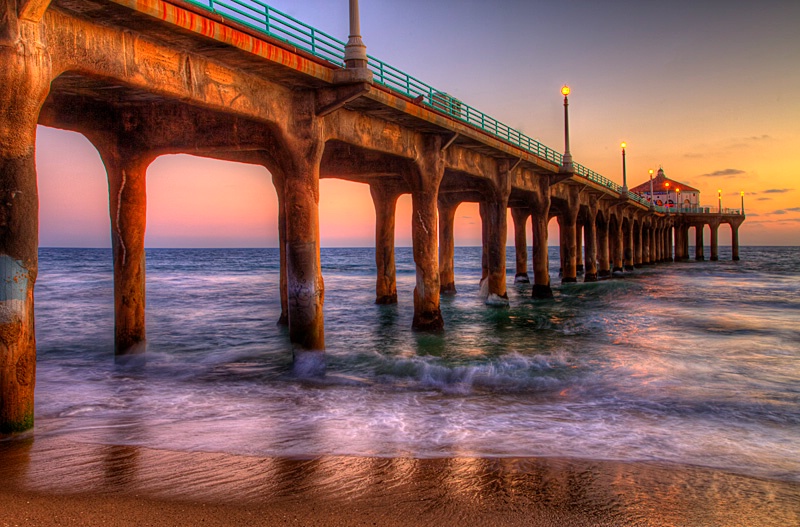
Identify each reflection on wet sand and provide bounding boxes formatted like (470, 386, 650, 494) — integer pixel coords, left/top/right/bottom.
(1, 436, 797, 526)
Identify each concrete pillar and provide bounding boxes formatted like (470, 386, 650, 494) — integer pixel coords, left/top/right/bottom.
(92, 136, 153, 361)
(511, 207, 530, 283)
(583, 213, 598, 282)
(612, 219, 624, 273)
(575, 221, 584, 274)
(531, 190, 552, 299)
(272, 172, 288, 325)
(559, 215, 577, 283)
(597, 216, 610, 278)
(623, 220, 634, 271)
(479, 201, 490, 283)
(731, 224, 740, 261)
(667, 226, 675, 261)
(437, 195, 459, 295)
(0, 40, 51, 433)
(695, 225, 705, 261)
(409, 137, 444, 330)
(709, 225, 719, 261)
(481, 193, 510, 306)
(282, 116, 325, 357)
(635, 222, 643, 267)
(642, 224, 650, 265)
(370, 183, 401, 304)
(682, 225, 691, 261)
(649, 224, 657, 264)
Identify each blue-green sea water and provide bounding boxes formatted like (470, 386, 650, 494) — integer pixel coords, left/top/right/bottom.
(29, 246, 800, 482)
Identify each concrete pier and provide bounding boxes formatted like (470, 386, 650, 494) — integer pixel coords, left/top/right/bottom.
(0, 0, 747, 432)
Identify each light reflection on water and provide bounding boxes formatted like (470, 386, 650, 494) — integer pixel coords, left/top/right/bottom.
(26, 246, 800, 482)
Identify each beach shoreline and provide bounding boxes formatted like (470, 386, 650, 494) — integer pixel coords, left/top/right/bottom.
(2, 435, 797, 527)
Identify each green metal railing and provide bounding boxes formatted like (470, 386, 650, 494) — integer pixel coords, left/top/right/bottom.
(182, 0, 652, 205)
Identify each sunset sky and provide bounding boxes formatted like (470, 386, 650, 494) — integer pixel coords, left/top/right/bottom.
(36, 0, 800, 247)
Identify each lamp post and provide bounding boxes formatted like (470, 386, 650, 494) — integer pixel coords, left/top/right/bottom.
(665, 181, 670, 215)
(344, 0, 368, 69)
(741, 191, 745, 215)
(649, 169, 655, 209)
(676, 188, 681, 213)
(561, 85, 573, 172)
(718, 189, 722, 214)
(621, 142, 628, 194)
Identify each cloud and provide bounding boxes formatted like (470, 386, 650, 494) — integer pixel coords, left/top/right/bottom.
(698, 168, 746, 178)
(762, 188, 793, 194)
(772, 210, 788, 215)
(747, 134, 772, 142)
(756, 197, 771, 201)
(785, 207, 800, 212)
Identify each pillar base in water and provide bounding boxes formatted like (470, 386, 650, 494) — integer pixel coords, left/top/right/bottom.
(375, 294, 398, 305)
(576, 265, 584, 273)
(598, 270, 611, 279)
(485, 293, 509, 307)
(440, 283, 457, 295)
(412, 310, 444, 332)
(584, 273, 598, 283)
(293, 350, 326, 377)
(711, 256, 719, 262)
(114, 341, 147, 368)
(514, 273, 530, 284)
(531, 284, 554, 299)
(276, 313, 288, 326)
(624, 265, 635, 271)
(561, 277, 578, 284)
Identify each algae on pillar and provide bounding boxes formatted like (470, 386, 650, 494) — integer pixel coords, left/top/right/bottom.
(437, 195, 459, 295)
(531, 185, 553, 299)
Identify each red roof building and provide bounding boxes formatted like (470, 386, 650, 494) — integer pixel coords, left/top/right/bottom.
(630, 168, 700, 209)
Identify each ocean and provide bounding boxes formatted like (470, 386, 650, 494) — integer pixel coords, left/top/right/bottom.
(23, 245, 798, 488)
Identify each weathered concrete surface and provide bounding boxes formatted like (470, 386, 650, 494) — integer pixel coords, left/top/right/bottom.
(0, 16, 51, 433)
(370, 182, 401, 304)
(409, 136, 444, 331)
(437, 196, 459, 295)
(91, 134, 153, 360)
(511, 207, 530, 283)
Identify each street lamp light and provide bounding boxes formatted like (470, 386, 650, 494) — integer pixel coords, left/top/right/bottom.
(718, 189, 722, 214)
(621, 141, 628, 193)
(741, 190, 745, 215)
(561, 85, 573, 171)
(649, 169, 654, 209)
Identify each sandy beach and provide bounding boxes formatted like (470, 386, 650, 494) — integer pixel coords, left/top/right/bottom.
(1, 434, 797, 527)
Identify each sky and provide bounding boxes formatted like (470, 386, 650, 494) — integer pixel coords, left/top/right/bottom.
(36, 0, 800, 247)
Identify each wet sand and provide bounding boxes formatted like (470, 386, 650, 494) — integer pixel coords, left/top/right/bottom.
(1, 435, 798, 527)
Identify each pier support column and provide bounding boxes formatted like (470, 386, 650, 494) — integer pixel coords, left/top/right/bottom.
(695, 225, 705, 261)
(634, 221, 643, 267)
(560, 188, 580, 283)
(272, 172, 289, 325)
(597, 216, 610, 278)
(583, 214, 598, 282)
(642, 223, 651, 265)
(370, 182, 402, 304)
(575, 222, 584, 274)
(731, 223, 741, 261)
(281, 107, 326, 359)
(649, 224, 657, 264)
(612, 218, 624, 273)
(409, 136, 444, 330)
(531, 186, 552, 299)
(511, 207, 530, 283)
(481, 181, 511, 306)
(710, 222, 719, 261)
(92, 136, 153, 361)
(623, 220, 634, 271)
(437, 195, 459, 295)
(0, 38, 51, 433)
